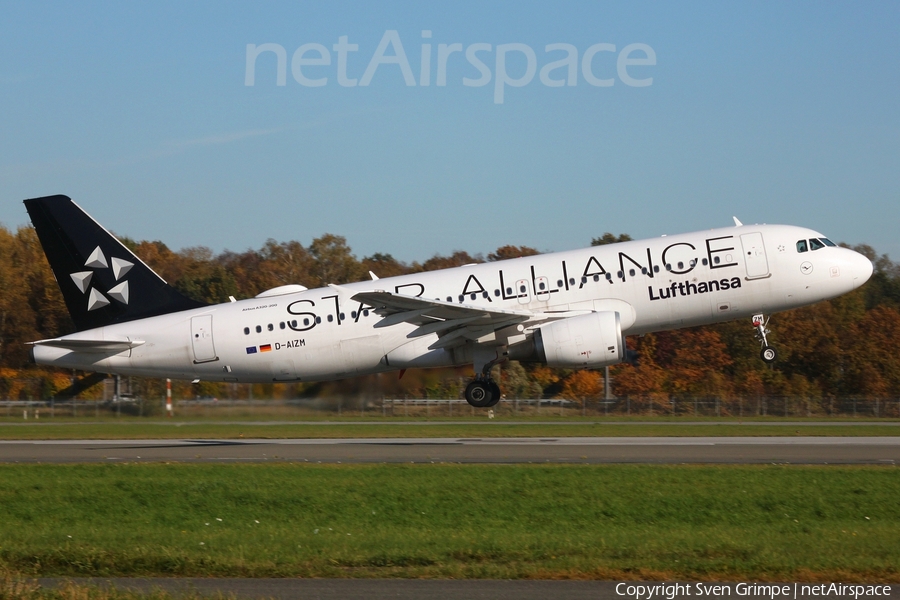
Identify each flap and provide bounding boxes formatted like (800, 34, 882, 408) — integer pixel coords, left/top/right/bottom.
(351, 291, 533, 349)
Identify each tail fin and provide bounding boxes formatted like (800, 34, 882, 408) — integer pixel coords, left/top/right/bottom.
(24, 195, 207, 332)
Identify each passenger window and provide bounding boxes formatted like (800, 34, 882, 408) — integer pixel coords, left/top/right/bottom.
(568, 278, 576, 285)
(539, 282, 546, 290)
(315, 317, 322, 324)
(291, 320, 297, 327)
(653, 265, 660, 273)
(809, 238, 825, 251)
(641, 267, 647, 275)
(327, 315, 333, 322)
(702, 258, 708, 266)
(593, 274, 600, 282)
(363, 310, 369, 317)
(821, 238, 836, 247)
(796, 240, 808, 253)
(279, 322, 285, 329)
(243, 327, 250, 335)
(506, 288, 513, 295)
(493, 290, 500, 297)
(677, 261, 684, 269)
(557, 280, 563, 287)
(267, 323, 274, 331)
(303, 318, 310, 326)
(255, 325, 262, 333)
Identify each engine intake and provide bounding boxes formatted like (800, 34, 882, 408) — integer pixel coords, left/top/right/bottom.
(533, 311, 625, 368)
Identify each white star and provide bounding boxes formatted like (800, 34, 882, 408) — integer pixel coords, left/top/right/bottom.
(87, 288, 110, 311)
(85, 246, 108, 269)
(108, 281, 129, 304)
(111, 257, 133, 281)
(70, 271, 93, 294)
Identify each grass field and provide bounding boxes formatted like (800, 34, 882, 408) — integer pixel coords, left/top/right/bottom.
(1, 463, 898, 581)
(1, 419, 899, 440)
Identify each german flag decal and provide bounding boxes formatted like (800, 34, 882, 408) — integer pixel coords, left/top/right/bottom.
(260, 344, 272, 352)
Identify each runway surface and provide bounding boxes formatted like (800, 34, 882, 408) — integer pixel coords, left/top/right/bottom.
(3, 436, 899, 464)
(38, 578, 611, 600)
(40, 578, 884, 600)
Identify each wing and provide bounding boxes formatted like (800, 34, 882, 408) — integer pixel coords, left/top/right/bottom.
(351, 291, 535, 350)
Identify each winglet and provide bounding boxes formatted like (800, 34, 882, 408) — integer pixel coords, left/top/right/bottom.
(369, 271, 379, 281)
(733, 216, 743, 227)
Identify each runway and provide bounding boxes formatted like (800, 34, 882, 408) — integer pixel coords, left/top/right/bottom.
(2, 436, 899, 464)
(33, 577, 900, 600)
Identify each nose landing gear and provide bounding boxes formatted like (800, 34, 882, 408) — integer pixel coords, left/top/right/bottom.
(753, 313, 778, 363)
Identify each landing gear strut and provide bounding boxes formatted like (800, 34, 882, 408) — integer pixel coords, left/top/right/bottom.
(753, 313, 778, 363)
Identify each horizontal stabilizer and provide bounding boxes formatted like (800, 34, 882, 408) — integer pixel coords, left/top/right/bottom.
(29, 338, 145, 352)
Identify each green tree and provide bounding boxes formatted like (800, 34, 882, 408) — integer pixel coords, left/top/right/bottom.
(308, 234, 363, 286)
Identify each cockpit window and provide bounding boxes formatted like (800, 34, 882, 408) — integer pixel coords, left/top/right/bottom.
(820, 238, 836, 247)
(796, 240, 808, 253)
(809, 238, 825, 251)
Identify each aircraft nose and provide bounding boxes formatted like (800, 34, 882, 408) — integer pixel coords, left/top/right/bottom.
(851, 251, 874, 288)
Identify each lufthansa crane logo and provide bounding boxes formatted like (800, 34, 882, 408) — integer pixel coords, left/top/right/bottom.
(69, 246, 133, 311)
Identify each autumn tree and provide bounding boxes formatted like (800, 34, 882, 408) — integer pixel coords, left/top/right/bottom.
(416, 251, 483, 272)
(591, 233, 632, 246)
(487, 245, 540, 261)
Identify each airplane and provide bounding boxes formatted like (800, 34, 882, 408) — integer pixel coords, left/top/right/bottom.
(24, 195, 873, 407)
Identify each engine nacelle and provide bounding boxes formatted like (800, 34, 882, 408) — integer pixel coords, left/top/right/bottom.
(534, 311, 625, 368)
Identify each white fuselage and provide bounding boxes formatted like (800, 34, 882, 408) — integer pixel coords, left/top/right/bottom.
(32, 224, 873, 383)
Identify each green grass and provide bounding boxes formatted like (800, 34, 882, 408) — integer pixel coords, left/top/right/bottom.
(0, 420, 899, 439)
(0, 463, 898, 581)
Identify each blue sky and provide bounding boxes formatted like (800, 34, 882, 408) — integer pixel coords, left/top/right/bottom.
(1, 1, 898, 263)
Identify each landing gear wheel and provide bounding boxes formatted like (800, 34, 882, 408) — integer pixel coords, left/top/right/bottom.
(485, 381, 502, 408)
(760, 346, 777, 363)
(465, 380, 493, 408)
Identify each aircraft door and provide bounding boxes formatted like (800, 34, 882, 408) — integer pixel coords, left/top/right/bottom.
(740, 233, 770, 279)
(534, 276, 550, 302)
(190, 314, 218, 363)
(515, 279, 531, 304)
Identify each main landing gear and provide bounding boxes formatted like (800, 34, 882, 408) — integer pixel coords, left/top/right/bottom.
(753, 313, 778, 363)
(464, 377, 501, 408)
(464, 351, 504, 408)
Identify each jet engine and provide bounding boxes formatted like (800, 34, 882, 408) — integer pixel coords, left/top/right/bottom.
(532, 311, 625, 369)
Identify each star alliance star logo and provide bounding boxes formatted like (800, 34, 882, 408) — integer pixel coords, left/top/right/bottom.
(69, 246, 133, 311)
